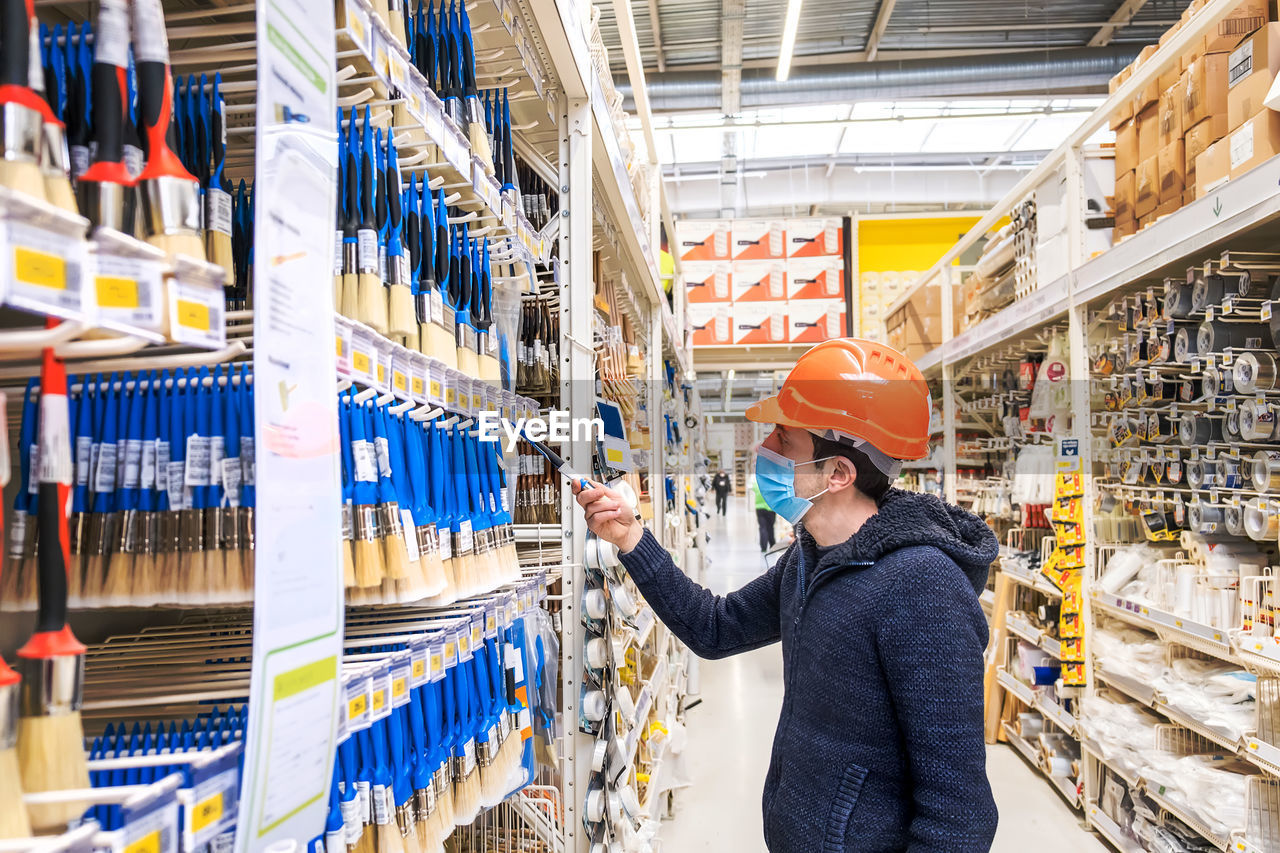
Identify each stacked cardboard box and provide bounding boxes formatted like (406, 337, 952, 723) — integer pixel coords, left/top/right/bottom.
(1112, 0, 1273, 236)
(885, 282, 961, 361)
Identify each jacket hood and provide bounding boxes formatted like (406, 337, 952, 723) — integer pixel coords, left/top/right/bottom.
(800, 488, 998, 594)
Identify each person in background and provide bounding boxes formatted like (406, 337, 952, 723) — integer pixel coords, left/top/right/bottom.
(712, 468, 731, 516)
(575, 338, 998, 853)
(750, 470, 776, 552)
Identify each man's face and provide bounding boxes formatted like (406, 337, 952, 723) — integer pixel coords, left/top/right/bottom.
(761, 425, 845, 499)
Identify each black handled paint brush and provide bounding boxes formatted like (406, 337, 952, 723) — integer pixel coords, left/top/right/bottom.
(77, 0, 137, 233)
(0, 0, 50, 201)
(207, 73, 234, 286)
(17, 323, 91, 834)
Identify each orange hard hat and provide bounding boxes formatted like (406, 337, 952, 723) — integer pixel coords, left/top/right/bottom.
(745, 338, 932, 468)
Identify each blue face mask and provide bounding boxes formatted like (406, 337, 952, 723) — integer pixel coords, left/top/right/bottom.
(754, 445, 836, 524)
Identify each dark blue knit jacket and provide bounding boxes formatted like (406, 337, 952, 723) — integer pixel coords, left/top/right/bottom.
(619, 488, 999, 852)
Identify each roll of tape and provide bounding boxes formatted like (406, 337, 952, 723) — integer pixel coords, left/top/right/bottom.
(585, 787, 606, 823)
(615, 685, 635, 719)
(1241, 401, 1277, 441)
(1202, 368, 1232, 399)
(1235, 352, 1279, 394)
(1255, 451, 1280, 493)
(1189, 502, 1224, 534)
(1186, 459, 1208, 490)
(1174, 326, 1196, 363)
(1146, 411, 1174, 443)
(619, 785, 641, 817)
(1245, 497, 1280, 541)
(1192, 272, 1226, 312)
(583, 690, 607, 722)
(611, 583, 638, 617)
(584, 588, 608, 620)
(1218, 460, 1244, 489)
(1199, 319, 1271, 353)
(1226, 505, 1246, 536)
(606, 789, 624, 823)
(586, 637, 609, 670)
(591, 738, 608, 771)
(1166, 280, 1195, 319)
(598, 538, 621, 570)
(1179, 412, 1216, 446)
(1225, 410, 1243, 443)
(1235, 269, 1255, 297)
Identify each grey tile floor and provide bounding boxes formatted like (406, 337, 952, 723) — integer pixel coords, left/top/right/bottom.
(656, 497, 1108, 852)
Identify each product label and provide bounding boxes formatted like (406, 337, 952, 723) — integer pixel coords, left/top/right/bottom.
(156, 440, 170, 491)
(373, 436, 391, 479)
(1231, 123, 1255, 170)
(94, 443, 118, 493)
(185, 435, 212, 486)
(222, 459, 243, 506)
(352, 439, 377, 482)
(76, 435, 92, 486)
(207, 189, 234, 237)
(357, 229, 379, 273)
(400, 509, 419, 562)
(141, 440, 157, 491)
(123, 438, 143, 489)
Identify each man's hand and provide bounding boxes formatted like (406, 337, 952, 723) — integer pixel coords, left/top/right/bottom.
(573, 481, 644, 554)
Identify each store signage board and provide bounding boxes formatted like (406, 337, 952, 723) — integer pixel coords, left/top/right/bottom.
(238, 4, 343, 852)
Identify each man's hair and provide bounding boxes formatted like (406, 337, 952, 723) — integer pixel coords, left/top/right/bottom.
(810, 434, 892, 501)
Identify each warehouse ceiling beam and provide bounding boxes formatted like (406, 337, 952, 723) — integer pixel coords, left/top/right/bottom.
(1089, 0, 1154, 47)
(719, 0, 746, 218)
(865, 0, 899, 62)
(647, 0, 667, 72)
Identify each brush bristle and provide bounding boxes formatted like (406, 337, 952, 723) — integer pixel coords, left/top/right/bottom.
(435, 785, 455, 839)
(0, 561, 21, 611)
(17, 712, 90, 833)
(437, 557, 458, 604)
(224, 549, 247, 603)
(451, 770, 480, 826)
(0, 161, 47, 204)
(341, 273, 361, 321)
(42, 176, 78, 216)
(455, 348, 478, 381)
(208, 230, 235, 287)
(343, 539, 358, 588)
(132, 552, 159, 607)
(79, 554, 106, 609)
(358, 273, 389, 335)
(353, 538, 383, 589)
(101, 551, 134, 606)
(186, 550, 210, 606)
(422, 324, 457, 371)
(354, 825, 375, 853)
(0, 746, 32, 837)
(476, 354, 501, 384)
(388, 284, 416, 340)
(383, 534, 412, 581)
(418, 544, 447, 599)
(376, 823, 405, 853)
(335, 274, 345, 314)
(148, 231, 207, 264)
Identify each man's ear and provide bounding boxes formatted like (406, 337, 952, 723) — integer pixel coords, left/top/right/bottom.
(826, 457, 858, 493)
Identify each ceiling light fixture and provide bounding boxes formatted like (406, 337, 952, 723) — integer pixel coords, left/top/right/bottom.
(776, 0, 804, 81)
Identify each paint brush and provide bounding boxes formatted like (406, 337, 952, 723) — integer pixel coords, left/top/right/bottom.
(336, 114, 347, 314)
(0, 388, 29, 835)
(32, 22, 74, 213)
(475, 239, 500, 382)
(339, 393, 357, 589)
(446, 423, 477, 597)
(218, 367, 245, 600)
(373, 400, 412, 590)
(80, 375, 117, 607)
(457, 2, 492, 174)
(341, 111, 362, 321)
(426, 420, 457, 603)
(131, 0, 207, 282)
(102, 372, 144, 605)
(238, 365, 255, 591)
(385, 131, 416, 342)
(3, 383, 38, 610)
(206, 366, 231, 602)
(207, 73, 234, 286)
(66, 23, 92, 189)
(405, 411, 446, 599)
(358, 108, 388, 334)
(428, 187, 457, 368)
(189, 367, 217, 603)
(461, 428, 495, 591)
(351, 392, 384, 589)
(155, 369, 179, 604)
(133, 373, 160, 604)
(77, 0, 137, 230)
(406, 173, 424, 354)
(171, 369, 205, 604)
(17, 323, 90, 833)
(0, 0, 49, 201)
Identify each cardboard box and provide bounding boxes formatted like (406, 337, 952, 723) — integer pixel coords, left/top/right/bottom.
(1110, 66, 1134, 130)
(1155, 198, 1182, 220)
(1160, 22, 1183, 93)
(1229, 108, 1280, 177)
(1196, 137, 1231, 196)
(1184, 187, 1198, 206)
(1133, 45, 1161, 113)
(1159, 139, 1186, 203)
(1114, 170, 1136, 222)
(1115, 216, 1137, 239)
(1228, 23, 1280, 131)
(1206, 0, 1270, 54)
(1185, 115, 1229, 185)
(1183, 53, 1230, 128)
(1116, 118, 1139, 173)
(1138, 104, 1161, 163)
(1159, 84, 1184, 147)
(1135, 155, 1160, 218)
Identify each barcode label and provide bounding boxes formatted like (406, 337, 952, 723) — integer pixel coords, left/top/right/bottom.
(222, 458, 242, 506)
(352, 440, 376, 482)
(94, 443, 117, 493)
(374, 436, 391, 479)
(207, 189, 233, 237)
(168, 463, 188, 509)
(357, 230, 378, 272)
(240, 437, 255, 485)
(141, 440, 156, 490)
(75, 436, 91, 486)
(185, 436, 212, 486)
(156, 441, 170, 491)
(209, 436, 225, 489)
(123, 439, 143, 489)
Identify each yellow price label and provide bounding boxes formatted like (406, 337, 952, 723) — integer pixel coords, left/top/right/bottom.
(372, 689, 386, 711)
(430, 380, 442, 398)
(348, 694, 368, 719)
(472, 394, 483, 410)
(393, 371, 407, 391)
(471, 626, 482, 645)
(412, 659, 426, 679)
(15, 246, 66, 290)
(124, 830, 160, 853)
(459, 635, 469, 653)
(376, 363, 386, 383)
(192, 791, 224, 832)
(352, 351, 371, 374)
(336, 335, 344, 357)
(445, 386, 456, 403)
(431, 653, 443, 672)
(96, 275, 139, 308)
(392, 677, 407, 698)
(176, 299, 211, 331)
(411, 377, 424, 395)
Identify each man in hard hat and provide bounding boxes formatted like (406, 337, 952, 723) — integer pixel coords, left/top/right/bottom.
(576, 339, 998, 852)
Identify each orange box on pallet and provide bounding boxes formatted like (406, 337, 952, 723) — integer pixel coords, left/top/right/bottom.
(1134, 45, 1161, 113)
(1110, 66, 1134, 130)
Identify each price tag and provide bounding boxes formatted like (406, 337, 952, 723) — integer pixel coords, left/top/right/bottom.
(122, 799, 179, 853)
(388, 50, 408, 91)
(4, 221, 89, 320)
(335, 320, 352, 375)
(344, 0, 373, 56)
(346, 675, 372, 732)
(444, 371, 458, 410)
(391, 348, 411, 399)
(390, 658, 411, 708)
(1207, 305, 1216, 321)
(92, 250, 165, 333)
(376, 341, 391, 392)
(410, 639, 429, 687)
(350, 329, 376, 383)
(1265, 302, 1274, 322)
(188, 767, 237, 846)
(410, 353, 428, 400)
(370, 668, 392, 721)
(423, 91, 446, 147)
(168, 279, 226, 349)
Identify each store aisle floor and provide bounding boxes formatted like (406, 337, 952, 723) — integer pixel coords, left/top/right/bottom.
(659, 498, 1106, 852)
